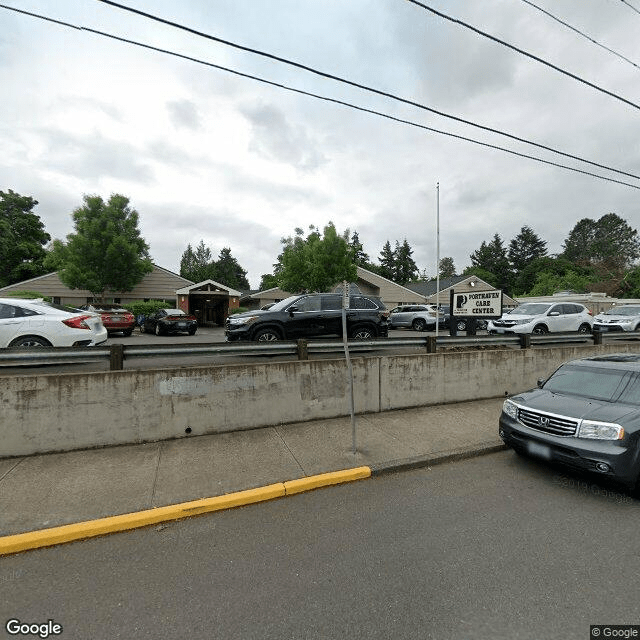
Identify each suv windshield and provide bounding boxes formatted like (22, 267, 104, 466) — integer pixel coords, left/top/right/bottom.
(543, 364, 640, 404)
(603, 306, 640, 316)
(509, 303, 552, 315)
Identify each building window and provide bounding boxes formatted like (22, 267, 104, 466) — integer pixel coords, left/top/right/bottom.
(53, 297, 61, 304)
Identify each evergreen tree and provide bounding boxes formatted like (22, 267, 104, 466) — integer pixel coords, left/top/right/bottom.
(378, 241, 396, 280)
(469, 234, 512, 292)
(508, 226, 547, 274)
(215, 247, 250, 290)
(349, 231, 370, 266)
(438, 257, 456, 278)
(394, 239, 418, 285)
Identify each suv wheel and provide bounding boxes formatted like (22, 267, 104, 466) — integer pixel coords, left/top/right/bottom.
(155, 323, 163, 336)
(351, 325, 375, 340)
(254, 327, 281, 342)
(456, 320, 467, 332)
(578, 323, 591, 334)
(412, 318, 426, 331)
(532, 324, 548, 335)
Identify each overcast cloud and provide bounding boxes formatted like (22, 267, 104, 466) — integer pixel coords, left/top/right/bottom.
(1, 0, 639, 288)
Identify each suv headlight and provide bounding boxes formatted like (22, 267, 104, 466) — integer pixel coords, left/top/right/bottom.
(502, 399, 519, 419)
(577, 420, 624, 440)
(229, 315, 259, 326)
(511, 319, 531, 325)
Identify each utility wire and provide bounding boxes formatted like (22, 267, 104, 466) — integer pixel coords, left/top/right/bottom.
(620, 0, 640, 16)
(520, 0, 640, 71)
(405, 0, 640, 112)
(2, 3, 640, 190)
(92, 0, 640, 182)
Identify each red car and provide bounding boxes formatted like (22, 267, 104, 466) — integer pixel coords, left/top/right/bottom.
(78, 303, 136, 336)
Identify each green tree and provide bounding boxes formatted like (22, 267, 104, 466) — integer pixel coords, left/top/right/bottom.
(394, 239, 418, 285)
(0, 189, 50, 286)
(619, 266, 640, 298)
(214, 247, 250, 290)
(349, 231, 370, 267)
(439, 257, 456, 278)
(53, 194, 153, 300)
(377, 241, 395, 280)
(562, 214, 639, 270)
(462, 265, 499, 288)
(513, 256, 595, 296)
(508, 226, 547, 274)
(528, 270, 594, 296)
(469, 234, 512, 292)
(275, 223, 357, 292)
(259, 273, 279, 291)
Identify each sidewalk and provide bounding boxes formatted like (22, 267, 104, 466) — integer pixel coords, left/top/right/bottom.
(0, 397, 506, 546)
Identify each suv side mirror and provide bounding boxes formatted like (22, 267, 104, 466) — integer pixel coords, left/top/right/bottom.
(537, 377, 546, 388)
(548, 311, 560, 317)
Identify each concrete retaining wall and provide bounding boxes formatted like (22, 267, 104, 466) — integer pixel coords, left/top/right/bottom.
(3, 343, 639, 457)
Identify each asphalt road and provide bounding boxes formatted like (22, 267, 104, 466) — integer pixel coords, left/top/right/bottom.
(2, 450, 639, 640)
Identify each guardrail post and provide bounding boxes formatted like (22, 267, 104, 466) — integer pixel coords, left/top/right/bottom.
(593, 331, 603, 345)
(110, 344, 124, 370)
(426, 336, 437, 353)
(296, 339, 309, 360)
(519, 334, 531, 349)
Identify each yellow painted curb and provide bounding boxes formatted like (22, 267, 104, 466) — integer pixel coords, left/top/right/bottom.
(0, 467, 372, 556)
(284, 466, 371, 495)
(0, 483, 285, 557)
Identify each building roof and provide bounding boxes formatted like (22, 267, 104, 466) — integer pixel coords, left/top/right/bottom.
(176, 279, 242, 297)
(405, 276, 469, 297)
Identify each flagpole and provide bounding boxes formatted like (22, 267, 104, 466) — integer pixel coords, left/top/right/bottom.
(435, 182, 440, 338)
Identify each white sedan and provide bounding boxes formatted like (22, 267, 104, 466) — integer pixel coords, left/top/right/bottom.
(0, 298, 108, 347)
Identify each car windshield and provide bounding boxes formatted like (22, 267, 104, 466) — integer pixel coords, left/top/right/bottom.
(163, 309, 185, 315)
(603, 306, 640, 316)
(268, 296, 304, 312)
(30, 300, 74, 313)
(543, 364, 640, 405)
(508, 303, 552, 316)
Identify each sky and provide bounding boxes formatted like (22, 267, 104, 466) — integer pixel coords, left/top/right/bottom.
(1, 0, 640, 289)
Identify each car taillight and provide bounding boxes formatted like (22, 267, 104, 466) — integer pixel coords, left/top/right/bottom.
(380, 310, 390, 319)
(62, 315, 93, 330)
(103, 315, 112, 322)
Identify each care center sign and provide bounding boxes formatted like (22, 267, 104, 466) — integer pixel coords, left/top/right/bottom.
(451, 289, 502, 318)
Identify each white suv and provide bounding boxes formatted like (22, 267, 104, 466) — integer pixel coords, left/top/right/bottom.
(0, 298, 108, 347)
(593, 305, 640, 333)
(488, 302, 593, 335)
(389, 304, 438, 331)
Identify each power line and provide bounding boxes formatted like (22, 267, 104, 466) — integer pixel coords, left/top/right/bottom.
(405, 0, 640, 112)
(92, 0, 640, 182)
(620, 0, 640, 16)
(520, 0, 640, 71)
(2, 3, 639, 190)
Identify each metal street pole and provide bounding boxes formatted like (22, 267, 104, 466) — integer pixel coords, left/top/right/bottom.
(341, 281, 356, 454)
(435, 182, 440, 338)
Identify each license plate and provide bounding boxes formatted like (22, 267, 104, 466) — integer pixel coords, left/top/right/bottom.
(527, 441, 552, 460)
(177, 322, 187, 328)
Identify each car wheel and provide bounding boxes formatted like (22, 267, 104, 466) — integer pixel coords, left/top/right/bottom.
(8, 335, 52, 347)
(351, 326, 375, 340)
(578, 323, 591, 334)
(412, 318, 426, 331)
(532, 324, 548, 335)
(456, 320, 467, 332)
(122, 329, 133, 337)
(254, 327, 281, 341)
(188, 328, 196, 336)
(155, 323, 163, 336)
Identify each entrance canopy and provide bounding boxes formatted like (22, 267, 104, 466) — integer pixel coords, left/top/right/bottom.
(175, 280, 242, 326)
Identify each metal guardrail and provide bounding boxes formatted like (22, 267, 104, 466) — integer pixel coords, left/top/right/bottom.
(1, 330, 638, 370)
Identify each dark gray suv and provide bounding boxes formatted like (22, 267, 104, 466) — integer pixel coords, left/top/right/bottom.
(225, 293, 389, 342)
(499, 354, 640, 495)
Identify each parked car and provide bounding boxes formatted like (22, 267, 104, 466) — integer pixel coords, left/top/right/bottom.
(593, 305, 640, 333)
(488, 302, 593, 335)
(0, 297, 107, 347)
(225, 293, 388, 342)
(142, 309, 197, 336)
(438, 304, 487, 331)
(500, 354, 640, 495)
(78, 303, 136, 336)
(388, 304, 438, 331)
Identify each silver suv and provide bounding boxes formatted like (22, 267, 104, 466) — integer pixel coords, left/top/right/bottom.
(488, 302, 593, 335)
(593, 305, 640, 333)
(389, 304, 438, 331)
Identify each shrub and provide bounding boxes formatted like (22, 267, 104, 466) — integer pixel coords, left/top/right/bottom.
(227, 307, 249, 315)
(122, 300, 175, 317)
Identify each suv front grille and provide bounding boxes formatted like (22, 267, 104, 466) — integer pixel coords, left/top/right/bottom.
(517, 408, 578, 436)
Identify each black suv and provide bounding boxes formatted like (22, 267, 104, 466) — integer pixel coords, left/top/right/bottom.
(225, 293, 389, 342)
